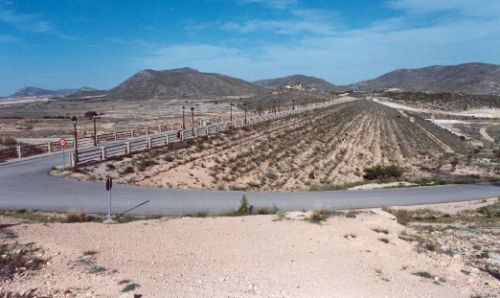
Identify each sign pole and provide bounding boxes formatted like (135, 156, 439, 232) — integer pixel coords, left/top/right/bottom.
(105, 177, 113, 221)
(108, 188, 112, 221)
(62, 147, 65, 170)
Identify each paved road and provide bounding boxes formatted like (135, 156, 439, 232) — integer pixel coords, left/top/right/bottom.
(1, 155, 499, 215)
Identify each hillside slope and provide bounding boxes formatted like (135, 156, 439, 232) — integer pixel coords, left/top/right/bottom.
(346, 63, 500, 95)
(106, 67, 266, 100)
(254, 74, 336, 91)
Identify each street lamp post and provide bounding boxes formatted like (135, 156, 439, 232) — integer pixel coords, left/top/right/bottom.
(182, 106, 186, 130)
(244, 103, 247, 125)
(71, 116, 79, 164)
(191, 107, 195, 131)
(93, 116, 97, 146)
(497, 142, 500, 174)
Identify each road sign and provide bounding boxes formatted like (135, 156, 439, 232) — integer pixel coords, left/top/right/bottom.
(105, 177, 113, 221)
(105, 177, 113, 191)
(59, 137, 67, 170)
(59, 137, 67, 147)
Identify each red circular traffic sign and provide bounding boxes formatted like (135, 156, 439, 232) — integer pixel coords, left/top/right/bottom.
(59, 137, 67, 147)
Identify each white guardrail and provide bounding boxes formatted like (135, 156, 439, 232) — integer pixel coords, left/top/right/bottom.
(70, 99, 344, 167)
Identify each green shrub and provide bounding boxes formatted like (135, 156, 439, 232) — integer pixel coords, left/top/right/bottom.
(363, 164, 403, 181)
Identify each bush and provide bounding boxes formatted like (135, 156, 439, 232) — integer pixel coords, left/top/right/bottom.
(308, 208, 332, 223)
(66, 211, 93, 223)
(237, 195, 250, 215)
(363, 164, 403, 181)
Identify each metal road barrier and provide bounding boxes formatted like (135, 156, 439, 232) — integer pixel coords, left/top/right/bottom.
(69, 100, 343, 167)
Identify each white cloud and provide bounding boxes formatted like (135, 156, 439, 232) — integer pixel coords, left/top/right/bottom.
(223, 19, 333, 35)
(0, 9, 52, 32)
(389, 0, 500, 17)
(0, 6, 72, 39)
(139, 0, 500, 84)
(241, 0, 297, 9)
(0, 34, 18, 43)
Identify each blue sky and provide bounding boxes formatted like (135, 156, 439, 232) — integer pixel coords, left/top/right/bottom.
(1, 0, 499, 96)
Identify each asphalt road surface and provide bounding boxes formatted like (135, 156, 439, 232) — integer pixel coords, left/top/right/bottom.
(1, 155, 499, 215)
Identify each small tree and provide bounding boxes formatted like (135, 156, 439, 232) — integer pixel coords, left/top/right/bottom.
(237, 195, 250, 215)
(84, 111, 98, 120)
(449, 155, 459, 172)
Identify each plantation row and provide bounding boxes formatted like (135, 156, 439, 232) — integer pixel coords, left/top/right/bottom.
(77, 99, 466, 191)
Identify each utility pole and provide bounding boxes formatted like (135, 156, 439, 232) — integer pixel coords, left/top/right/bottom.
(230, 102, 233, 121)
(182, 106, 186, 130)
(244, 103, 248, 125)
(71, 116, 79, 164)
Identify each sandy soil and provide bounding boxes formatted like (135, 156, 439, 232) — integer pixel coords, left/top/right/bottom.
(390, 197, 498, 214)
(1, 201, 499, 297)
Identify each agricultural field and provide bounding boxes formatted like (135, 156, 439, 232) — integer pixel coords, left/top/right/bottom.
(381, 91, 500, 112)
(69, 99, 495, 191)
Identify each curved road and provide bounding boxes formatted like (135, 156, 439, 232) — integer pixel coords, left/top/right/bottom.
(0, 155, 499, 215)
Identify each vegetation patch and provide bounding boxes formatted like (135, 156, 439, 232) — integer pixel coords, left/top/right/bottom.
(0, 242, 45, 280)
(363, 164, 403, 181)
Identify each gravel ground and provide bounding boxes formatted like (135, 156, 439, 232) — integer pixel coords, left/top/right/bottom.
(1, 203, 499, 297)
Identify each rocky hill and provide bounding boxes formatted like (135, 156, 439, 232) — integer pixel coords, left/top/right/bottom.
(4, 86, 97, 99)
(106, 67, 266, 100)
(254, 74, 336, 91)
(345, 63, 500, 95)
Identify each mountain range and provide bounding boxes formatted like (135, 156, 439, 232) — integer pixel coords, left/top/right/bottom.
(345, 63, 500, 95)
(5, 86, 97, 98)
(254, 75, 336, 91)
(4, 62, 500, 100)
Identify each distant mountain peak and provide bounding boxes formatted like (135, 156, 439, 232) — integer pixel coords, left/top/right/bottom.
(106, 67, 266, 100)
(6, 86, 98, 98)
(254, 74, 336, 91)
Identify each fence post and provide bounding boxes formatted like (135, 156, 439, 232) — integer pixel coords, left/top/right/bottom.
(69, 152, 75, 167)
(125, 142, 131, 155)
(47, 142, 52, 153)
(130, 129, 134, 138)
(205, 126, 209, 136)
(146, 138, 152, 149)
(146, 127, 149, 135)
(100, 147, 107, 161)
(180, 131, 184, 141)
(114, 132, 118, 141)
(158, 125, 162, 133)
(16, 146, 22, 159)
(165, 134, 170, 145)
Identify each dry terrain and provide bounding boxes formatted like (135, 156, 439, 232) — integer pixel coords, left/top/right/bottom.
(1, 198, 499, 297)
(69, 99, 495, 191)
